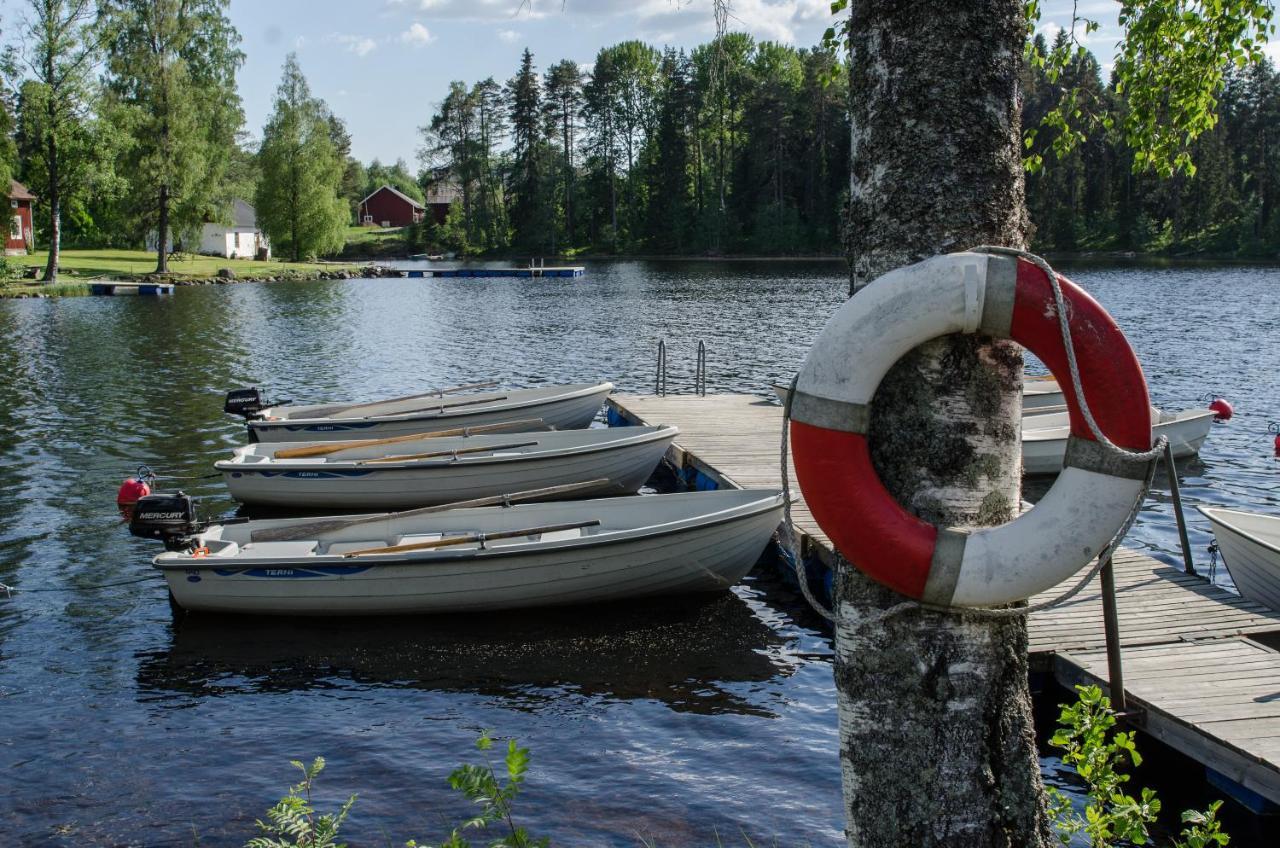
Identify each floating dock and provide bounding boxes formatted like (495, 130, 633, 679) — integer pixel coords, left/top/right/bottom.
(404, 266, 584, 279)
(607, 392, 1280, 812)
(89, 281, 174, 296)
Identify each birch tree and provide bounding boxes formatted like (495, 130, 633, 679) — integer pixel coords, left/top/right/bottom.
(255, 54, 347, 262)
(826, 0, 1274, 845)
(17, 0, 94, 283)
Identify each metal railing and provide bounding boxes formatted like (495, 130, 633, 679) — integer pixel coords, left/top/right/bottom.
(655, 339, 706, 396)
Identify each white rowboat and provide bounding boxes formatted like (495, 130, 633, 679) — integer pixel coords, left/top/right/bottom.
(1197, 506, 1280, 612)
(153, 489, 784, 615)
(771, 379, 1064, 409)
(1022, 407, 1215, 476)
(217, 426, 678, 509)
(247, 383, 613, 443)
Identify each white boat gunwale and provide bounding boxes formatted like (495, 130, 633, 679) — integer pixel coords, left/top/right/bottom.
(152, 491, 784, 572)
(1197, 506, 1280, 560)
(250, 382, 614, 429)
(216, 425, 678, 472)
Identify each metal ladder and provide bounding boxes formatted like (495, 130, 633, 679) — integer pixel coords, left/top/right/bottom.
(655, 339, 706, 397)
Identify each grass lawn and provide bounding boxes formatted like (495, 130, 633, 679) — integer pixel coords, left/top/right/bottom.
(8, 249, 356, 281)
(340, 225, 410, 257)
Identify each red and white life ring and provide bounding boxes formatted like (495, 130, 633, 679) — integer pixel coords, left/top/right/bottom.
(790, 251, 1153, 608)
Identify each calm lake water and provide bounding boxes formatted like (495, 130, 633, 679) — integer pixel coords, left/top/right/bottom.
(1, 259, 1278, 846)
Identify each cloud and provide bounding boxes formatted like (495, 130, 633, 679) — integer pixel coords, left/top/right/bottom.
(381, 0, 836, 44)
(400, 22, 434, 44)
(329, 33, 378, 56)
(498, 29, 520, 43)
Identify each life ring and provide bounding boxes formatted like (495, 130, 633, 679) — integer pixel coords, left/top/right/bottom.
(790, 251, 1153, 608)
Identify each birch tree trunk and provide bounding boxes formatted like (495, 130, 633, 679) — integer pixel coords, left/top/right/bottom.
(836, 2, 1052, 846)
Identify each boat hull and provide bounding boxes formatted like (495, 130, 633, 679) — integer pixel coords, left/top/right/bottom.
(1021, 408, 1214, 476)
(248, 383, 612, 443)
(1199, 507, 1280, 612)
(219, 429, 675, 509)
(159, 494, 783, 615)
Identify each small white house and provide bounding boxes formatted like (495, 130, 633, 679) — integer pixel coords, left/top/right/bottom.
(147, 199, 270, 259)
(200, 199, 269, 259)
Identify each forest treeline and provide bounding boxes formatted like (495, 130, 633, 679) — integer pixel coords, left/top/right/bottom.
(3, 2, 1280, 265)
(414, 36, 850, 257)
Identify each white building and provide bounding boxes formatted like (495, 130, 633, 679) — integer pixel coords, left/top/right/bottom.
(147, 199, 270, 259)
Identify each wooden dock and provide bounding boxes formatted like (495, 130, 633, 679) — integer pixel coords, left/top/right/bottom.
(88, 281, 174, 295)
(607, 392, 1280, 811)
(404, 266, 584, 279)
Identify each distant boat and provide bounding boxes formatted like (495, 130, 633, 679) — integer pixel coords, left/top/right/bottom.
(1198, 506, 1280, 611)
(217, 425, 678, 509)
(1022, 406, 1215, 476)
(141, 489, 784, 616)
(230, 382, 614, 443)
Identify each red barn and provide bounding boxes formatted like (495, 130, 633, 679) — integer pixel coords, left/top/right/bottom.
(357, 185, 425, 228)
(6, 180, 35, 256)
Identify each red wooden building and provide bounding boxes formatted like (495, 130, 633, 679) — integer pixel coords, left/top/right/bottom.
(7, 180, 35, 256)
(357, 185, 425, 228)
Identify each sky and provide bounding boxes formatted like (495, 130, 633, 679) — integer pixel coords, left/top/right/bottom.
(0, 1, 1270, 166)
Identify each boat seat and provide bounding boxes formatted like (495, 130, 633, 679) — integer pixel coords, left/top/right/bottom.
(242, 541, 320, 557)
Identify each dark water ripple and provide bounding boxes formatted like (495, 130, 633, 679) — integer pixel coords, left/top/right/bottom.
(0, 259, 1275, 846)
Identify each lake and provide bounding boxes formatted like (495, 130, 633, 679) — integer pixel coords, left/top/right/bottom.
(0, 259, 1277, 845)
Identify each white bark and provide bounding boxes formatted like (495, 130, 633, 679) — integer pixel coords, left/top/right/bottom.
(835, 2, 1051, 846)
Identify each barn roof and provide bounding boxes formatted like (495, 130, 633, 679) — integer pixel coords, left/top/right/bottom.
(9, 179, 35, 201)
(360, 184, 425, 210)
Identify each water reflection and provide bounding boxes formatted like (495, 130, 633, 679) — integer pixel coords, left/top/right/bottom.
(137, 592, 798, 717)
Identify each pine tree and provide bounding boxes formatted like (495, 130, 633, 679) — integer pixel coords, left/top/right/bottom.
(255, 53, 347, 262)
(507, 48, 546, 252)
(99, 0, 244, 273)
(543, 59, 583, 249)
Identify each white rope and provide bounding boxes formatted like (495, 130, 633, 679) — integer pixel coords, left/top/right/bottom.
(778, 247, 1163, 621)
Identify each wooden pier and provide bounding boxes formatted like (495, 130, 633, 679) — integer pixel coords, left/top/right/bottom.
(88, 281, 174, 296)
(607, 392, 1280, 811)
(404, 266, 584, 279)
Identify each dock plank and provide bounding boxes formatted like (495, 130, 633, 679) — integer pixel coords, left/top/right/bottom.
(607, 392, 1280, 807)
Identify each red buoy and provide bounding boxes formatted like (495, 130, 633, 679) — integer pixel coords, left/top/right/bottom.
(1274, 433, 1280, 458)
(1209, 397, 1234, 421)
(116, 478, 151, 521)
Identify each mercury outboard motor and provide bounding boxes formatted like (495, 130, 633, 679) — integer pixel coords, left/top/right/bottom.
(129, 492, 202, 551)
(224, 387, 267, 419)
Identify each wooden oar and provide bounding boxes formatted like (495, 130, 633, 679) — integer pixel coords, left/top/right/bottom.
(248, 478, 615, 542)
(271, 418, 545, 460)
(304, 381, 502, 418)
(342, 519, 601, 558)
(354, 440, 538, 465)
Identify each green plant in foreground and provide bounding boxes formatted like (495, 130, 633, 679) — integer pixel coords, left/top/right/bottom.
(409, 732, 548, 848)
(1049, 685, 1229, 848)
(247, 757, 356, 848)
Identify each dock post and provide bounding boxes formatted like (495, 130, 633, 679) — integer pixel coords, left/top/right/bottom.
(1163, 440, 1196, 576)
(1100, 555, 1129, 715)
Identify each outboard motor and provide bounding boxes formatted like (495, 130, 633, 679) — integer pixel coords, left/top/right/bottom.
(224, 387, 267, 419)
(129, 492, 202, 551)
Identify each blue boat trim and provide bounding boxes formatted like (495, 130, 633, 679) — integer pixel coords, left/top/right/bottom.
(212, 565, 375, 579)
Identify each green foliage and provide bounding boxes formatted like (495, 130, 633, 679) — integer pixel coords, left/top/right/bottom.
(1172, 801, 1230, 848)
(1049, 686, 1230, 848)
(1024, 0, 1274, 178)
(247, 757, 355, 848)
(408, 732, 547, 848)
(255, 54, 347, 261)
(98, 0, 245, 268)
